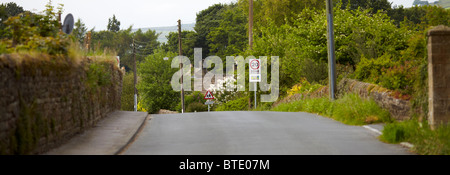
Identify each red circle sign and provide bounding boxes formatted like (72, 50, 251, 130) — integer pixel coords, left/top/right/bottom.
(250, 60, 260, 70)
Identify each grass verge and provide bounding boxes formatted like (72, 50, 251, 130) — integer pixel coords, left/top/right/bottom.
(381, 120, 450, 155)
(271, 93, 392, 125)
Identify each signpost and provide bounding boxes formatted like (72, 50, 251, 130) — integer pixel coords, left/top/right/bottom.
(249, 59, 261, 109)
(204, 90, 215, 112)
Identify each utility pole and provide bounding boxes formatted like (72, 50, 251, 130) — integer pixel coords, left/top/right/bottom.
(178, 19, 185, 113)
(326, 0, 337, 100)
(248, 0, 254, 110)
(249, 0, 253, 50)
(133, 38, 137, 111)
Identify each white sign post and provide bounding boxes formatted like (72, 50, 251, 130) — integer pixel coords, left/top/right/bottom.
(249, 59, 261, 109)
(204, 90, 215, 112)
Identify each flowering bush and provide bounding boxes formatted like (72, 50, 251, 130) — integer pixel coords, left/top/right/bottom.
(207, 76, 244, 105)
(287, 78, 323, 96)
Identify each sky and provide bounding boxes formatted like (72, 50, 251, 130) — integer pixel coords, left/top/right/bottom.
(3, 0, 236, 30)
(2, 0, 435, 31)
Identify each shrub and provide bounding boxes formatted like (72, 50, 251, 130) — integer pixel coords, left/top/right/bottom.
(287, 78, 324, 96)
(186, 102, 208, 112)
(175, 91, 206, 112)
(1, 2, 69, 55)
(215, 96, 248, 111)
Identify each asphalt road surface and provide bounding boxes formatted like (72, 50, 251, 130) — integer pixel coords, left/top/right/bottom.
(123, 111, 412, 155)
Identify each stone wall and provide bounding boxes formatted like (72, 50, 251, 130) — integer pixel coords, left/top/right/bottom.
(338, 78, 412, 121)
(427, 25, 450, 128)
(0, 54, 123, 155)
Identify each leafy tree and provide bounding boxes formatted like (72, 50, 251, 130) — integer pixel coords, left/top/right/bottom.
(388, 5, 450, 28)
(340, 0, 392, 13)
(107, 14, 121, 32)
(251, 4, 413, 92)
(0, 2, 25, 33)
(207, 3, 247, 58)
(90, 26, 160, 72)
(162, 30, 197, 61)
(137, 49, 179, 113)
(194, 3, 225, 57)
(72, 18, 87, 45)
(133, 29, 160, 57)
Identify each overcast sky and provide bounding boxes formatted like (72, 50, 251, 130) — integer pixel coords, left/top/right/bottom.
(3, 0, 431, 31)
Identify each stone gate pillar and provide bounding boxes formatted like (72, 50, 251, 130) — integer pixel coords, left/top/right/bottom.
(427, 25, 450, 128)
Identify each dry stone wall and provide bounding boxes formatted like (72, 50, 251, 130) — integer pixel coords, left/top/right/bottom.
(338, 78, 412, 121)
(0, 54, 123, 155)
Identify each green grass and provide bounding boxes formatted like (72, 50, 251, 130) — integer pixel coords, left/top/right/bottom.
(381, 120, 450, 155)
(272, 93, 392, 125)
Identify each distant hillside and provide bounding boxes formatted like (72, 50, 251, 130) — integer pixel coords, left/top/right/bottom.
(437, 0, 450, 9)
(132, 23, 195, 43)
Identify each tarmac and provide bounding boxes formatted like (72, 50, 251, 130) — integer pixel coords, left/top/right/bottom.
(43, 111, 149, 155)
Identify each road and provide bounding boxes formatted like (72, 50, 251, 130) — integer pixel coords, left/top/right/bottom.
(123, 111, 412, 155)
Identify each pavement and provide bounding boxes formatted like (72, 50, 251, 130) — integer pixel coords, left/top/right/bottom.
(43, 111, 149, 155)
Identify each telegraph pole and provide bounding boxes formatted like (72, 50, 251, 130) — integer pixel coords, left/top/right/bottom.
(133, 38, 137, 111)
(248, 0, 254, 110)
(249, 0, 253, 50)
(178, 19, 185, 113)
(326, 0, 337, 100)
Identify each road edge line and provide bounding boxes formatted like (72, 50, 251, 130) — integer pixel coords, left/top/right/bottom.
(362, 125, 382, 135)
(115, 114, 151, 155)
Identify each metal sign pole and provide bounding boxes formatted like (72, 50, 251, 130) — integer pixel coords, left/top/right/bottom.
(254, 82, 257, 109)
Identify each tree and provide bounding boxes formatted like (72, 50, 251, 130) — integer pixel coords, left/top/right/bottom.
(340, 0, 392, 14)
(137, 49, 179, 113)
(133, 28, 160, 61)
(72, 18, 87, 45)
(107, 14, 120, 32)
(194, 4, 225, 57)
(162, 30, 197, 61)
(0, 2, 25, 37)
(207, 3, 247, 58)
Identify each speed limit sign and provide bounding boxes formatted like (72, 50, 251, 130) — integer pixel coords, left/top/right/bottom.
(249, 59, 261, 82)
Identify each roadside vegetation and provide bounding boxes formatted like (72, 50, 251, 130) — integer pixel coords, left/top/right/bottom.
(272, 93, 392, 125)
(381, 120, 450, 155)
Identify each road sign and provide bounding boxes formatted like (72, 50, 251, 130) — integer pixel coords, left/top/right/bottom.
(249, 59, 261, 82)
(62, 13, 74, 34)
(205, 101, 214, 105)
(204, 90, 215, 99)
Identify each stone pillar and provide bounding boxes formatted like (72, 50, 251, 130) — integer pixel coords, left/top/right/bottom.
(427, 25, 450, 128)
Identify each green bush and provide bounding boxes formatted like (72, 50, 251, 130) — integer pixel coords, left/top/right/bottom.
(1, 2, 70, 55)
(176, 91, 206, 112)
(186, 102, 208, 112)
(215, 96, 248, 111)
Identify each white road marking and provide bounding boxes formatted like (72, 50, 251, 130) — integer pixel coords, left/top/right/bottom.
(362, 125, 382, 135)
